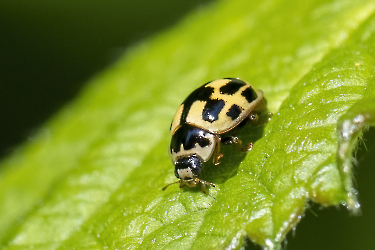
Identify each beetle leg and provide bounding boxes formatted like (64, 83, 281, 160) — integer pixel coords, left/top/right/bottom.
(242, 142, 253, 152)
(213, 135, 223, 165)
(249, 111, 273, 127)
(249, 112, 259, 124)
(200, 182, 207, 193)
(222, 136, 253, 152)
(241, 111, 273, 128)
(199, 179, 215, 193)
(179, 180, 186, 188)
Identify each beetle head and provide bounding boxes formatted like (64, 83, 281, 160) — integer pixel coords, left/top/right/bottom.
(162, 155, 214, 193)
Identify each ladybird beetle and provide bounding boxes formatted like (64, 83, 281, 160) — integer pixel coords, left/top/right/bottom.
(162, 78, 268, 193)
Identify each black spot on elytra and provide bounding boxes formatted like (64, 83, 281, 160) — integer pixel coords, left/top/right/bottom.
(226, 104, 242, 120)
(202, 99, 225, 123)
(180, 83, 214, 124)
(170, 124, 211, 153)
(220, 79, 246, 95)
(241, 87, 257, 103)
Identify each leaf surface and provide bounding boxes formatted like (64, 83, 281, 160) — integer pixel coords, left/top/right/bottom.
(1, 0, 375, 249)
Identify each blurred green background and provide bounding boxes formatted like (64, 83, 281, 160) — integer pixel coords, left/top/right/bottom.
(0, 0, 374, 249)
(0, 0, 212, 158)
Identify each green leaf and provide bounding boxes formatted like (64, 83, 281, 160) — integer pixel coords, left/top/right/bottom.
(1, 0, 375, 249)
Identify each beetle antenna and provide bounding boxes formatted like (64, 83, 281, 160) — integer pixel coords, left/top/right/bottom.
(162, 180, 180, 191)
